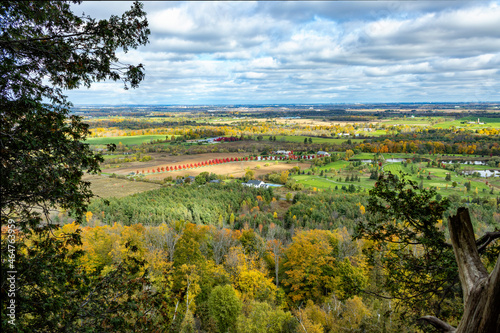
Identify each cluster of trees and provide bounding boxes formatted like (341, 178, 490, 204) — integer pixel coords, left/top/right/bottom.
(86, 183, 275, 227)
(356, 140, 481, 155)
(89, 119, 201, 131)
(87, 120, 353, 139)
(365, 130, 500, 156)
(11, 218, 371, 332)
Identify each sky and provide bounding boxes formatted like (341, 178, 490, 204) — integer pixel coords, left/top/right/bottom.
(66, 1, 500, 105)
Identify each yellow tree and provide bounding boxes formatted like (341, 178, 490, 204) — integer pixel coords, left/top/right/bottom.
(345, 149, 354, 160)
(283, 230, 338, 303)
(283, 230, 366, 304)
(280, 170, 289, 184)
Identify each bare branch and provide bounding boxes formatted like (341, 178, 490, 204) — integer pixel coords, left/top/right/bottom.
(476, 231, 500, 254)
(418, 316, 456, 333)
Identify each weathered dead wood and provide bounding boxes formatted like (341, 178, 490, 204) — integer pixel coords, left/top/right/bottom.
(449, 207, 489, 305)
(419, 208, 500, 333)
(418, 316, 456, 332)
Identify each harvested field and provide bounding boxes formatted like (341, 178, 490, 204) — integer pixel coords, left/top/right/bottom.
(83, 174, 161, 198)
(142, 160, 306, 181)
(101, 152, 250, 175)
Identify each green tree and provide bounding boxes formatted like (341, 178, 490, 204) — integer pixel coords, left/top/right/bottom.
(208, 285, 242, 333)
(354, 173, 456, 318)
(195, 172, 208, 185)
(354, 172, 500, 331)
(236, 301, 296, 333)
(244, 169, 255, 182)
(1, 0, 150, 230)
(0, 1, 152, 331)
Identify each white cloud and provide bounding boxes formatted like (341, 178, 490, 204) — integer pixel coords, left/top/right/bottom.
(66, 1, 500, 104)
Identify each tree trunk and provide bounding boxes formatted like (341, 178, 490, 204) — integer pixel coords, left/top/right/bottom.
(448, 208, 500, 333)
(422, 208, 500, 333)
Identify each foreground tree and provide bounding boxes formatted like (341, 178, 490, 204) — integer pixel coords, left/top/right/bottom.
(0, 0, 149, 229)
(1, 1, 152, 331)
(355, 172, 499, 332)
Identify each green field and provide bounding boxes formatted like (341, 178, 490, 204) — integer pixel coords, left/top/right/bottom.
(292, 157, 498, 199)
(318, 160, 350, 170)
(382, 117, 439, 126)
(432, 117, 500, 130)
(85, 135, 167, 146)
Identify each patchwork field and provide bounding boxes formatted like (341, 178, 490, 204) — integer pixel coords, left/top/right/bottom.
(290, 156, 500, 199)
(144, 160, 303, 180)
(100, 151, 310, 179)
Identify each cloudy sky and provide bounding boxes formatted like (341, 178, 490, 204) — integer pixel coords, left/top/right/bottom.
(66, 1, 500, 105)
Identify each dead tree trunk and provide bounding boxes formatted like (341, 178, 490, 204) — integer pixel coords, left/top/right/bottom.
(420, 207, 500, 333)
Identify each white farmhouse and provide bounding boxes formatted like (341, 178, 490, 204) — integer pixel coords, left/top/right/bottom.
(242, 180, 267, 188)
(317, 151, 331, 157)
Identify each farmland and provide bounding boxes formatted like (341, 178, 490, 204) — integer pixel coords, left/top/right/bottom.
(21, 103, 500, 333)
(80, 107, 500, 205)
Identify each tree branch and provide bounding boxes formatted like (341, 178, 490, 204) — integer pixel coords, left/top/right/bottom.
(418, 316, 456, 333)
(476, 231, 500, 254)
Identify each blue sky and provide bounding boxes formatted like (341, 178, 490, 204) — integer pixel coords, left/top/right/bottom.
(66, 1, 500, 105)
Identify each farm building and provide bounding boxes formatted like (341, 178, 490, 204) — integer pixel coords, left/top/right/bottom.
(177, 176, 196, 184)
(242, 180, 267, 188)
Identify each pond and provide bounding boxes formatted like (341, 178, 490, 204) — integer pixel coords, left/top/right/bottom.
(442, 161, 486, 165)
(463, 170, 500, 177)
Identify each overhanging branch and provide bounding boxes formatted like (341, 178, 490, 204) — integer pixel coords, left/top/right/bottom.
(418, 316, 456, 333)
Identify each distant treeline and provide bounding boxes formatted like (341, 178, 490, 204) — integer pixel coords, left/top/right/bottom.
(88, 119, 210, 129)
